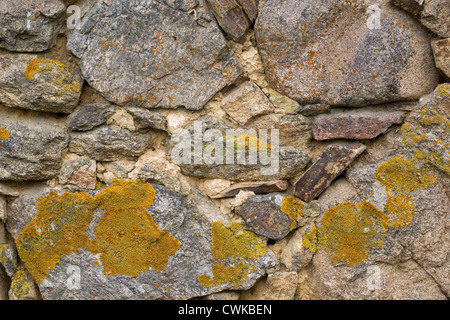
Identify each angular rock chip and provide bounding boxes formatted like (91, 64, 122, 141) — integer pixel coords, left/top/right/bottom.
(69, 125, 152, 161)
(236, 193, 319, 240)
(210, 180, 289, 198)
(432, 38, 450, 80)
(0, 109, 69, 181)
(312, 111, 405, 141)
(125, 107, 168, 133)
(236, 0, 258, 22)
(206, 0, 250, 40)
(0, 0, 66, 52)
(294, 142, 366, 202)
(67, 103, 116, 132)
(67, 0, 243, 111)
(0, 54, 83, 113)
(221, 81, 273, 125)
(7, 180, 276, 299)
(255, 0, 439, 106)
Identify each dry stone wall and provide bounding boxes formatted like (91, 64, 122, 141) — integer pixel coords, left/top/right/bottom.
(0, 0, 449, 300)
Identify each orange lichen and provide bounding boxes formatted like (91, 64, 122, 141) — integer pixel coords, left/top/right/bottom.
(210, 222, 267, 261)
(302, 201, 389, 266)
(0, 126, 10, 140)
(280, 196, 303, 220)
(385, 195, 415, 228)
(25, 58, 81, 94)
(198, 261, 250, 288)
(10, 269, 30, 298)
(88, 179, 179, 276)
(16, 191, 97, 284)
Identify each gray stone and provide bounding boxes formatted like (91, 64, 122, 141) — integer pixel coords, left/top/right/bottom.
(0, 0, 66, 52)
(210, 180, 289, 198)
(125, 107, 168, 133)
(432, 38, 450, 80)
(59, 155, 97, 190)
(0, 196, 6, 222)
(67, 103, 116, 132)
(67, 0, 243, 111)
(0, 109, 69, 181)
(255, 0, 439, 106)
(0, 54, 83, 113)
(6, 181, 276, 300)
(69, 125, 152, 161)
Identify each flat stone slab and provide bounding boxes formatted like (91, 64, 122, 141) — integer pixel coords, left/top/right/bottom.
(312, 111, 405, 141)
(210, 180, 289, 198)
(6, 180, 276, 300)
(67, 0, 243, 111)
(294, 142, 366, 202)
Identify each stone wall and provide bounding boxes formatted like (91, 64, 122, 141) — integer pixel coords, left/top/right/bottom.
(0, 0, 448, 300)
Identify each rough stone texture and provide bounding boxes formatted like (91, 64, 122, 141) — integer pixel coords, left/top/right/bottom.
(432, 38, 450, 80)
(221, 81, 273, 125)
(6, 182, 276, 300)
(69, 125, 152, 161)
(125, 107, 168, 133)
(209, 180, 289, 198)
(255, 0, 440, 106)
(0, 54, 83, 113)
(0, 183, 20, 197)
(236, 0, 258, 22)
(294, 142, 367, 202)
(236, 192, 320, 240)
(0, 196, 6, 222)
(312, 111, 405, 141)
(67, 103, 116, 132)
(206, 0, 250, 40)
(0, 108, 69, 181)
(59, 154, 97, 190)
(0, 0, 66, 52)
(67, 0, 243, 111)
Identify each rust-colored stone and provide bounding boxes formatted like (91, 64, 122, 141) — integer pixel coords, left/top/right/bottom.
(206, 0, 250, 40)
(312, 111, 405, 141)
(294, 142, 366, 202)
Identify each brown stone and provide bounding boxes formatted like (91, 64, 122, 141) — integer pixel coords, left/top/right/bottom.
(206, 0, 250, 40)
(312, 111, 405, 141)
(236, 0, 258, 22)
(432, 38, 450, 80)
(294, 142, 366, 202)
(210, 180, 289, 198)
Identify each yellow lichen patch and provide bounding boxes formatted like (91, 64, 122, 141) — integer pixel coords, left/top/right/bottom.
(88, 179, 179, 276)
(0, 126, 10, 140)
(10, 269, 30, 298)
(280, 196, 303, 220)
(304, 201, 389, 266)
(374, 155, 436, 196)
(210, 222, 267, 261)
(302, 223, 321, 253)
(198, 261, 250, 288)
(16, 191, 97, 284)
(25, 58, 81, 94)
(385, 195, 415, 228)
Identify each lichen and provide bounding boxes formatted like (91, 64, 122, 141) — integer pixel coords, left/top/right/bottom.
(385, 195, 415, 228)
(25, 58, 81, 94)
(88, 179, 180, 276)
(280, 196, 303, 220)
(198, 260, 250, 288)
(0, 126, 10, 140)
(16, 191, 97, 284)
(10, 269, 30, 298)
(302, 201, 389, 266)
(210, 221, 267, 261)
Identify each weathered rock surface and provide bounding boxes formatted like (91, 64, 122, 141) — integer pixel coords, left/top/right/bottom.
(206, 0, 250, 40)
(312, 111, 405, 141)
(432, 38, 450, 80)
(0, 54, 83, 113)
(67, 0, 243, 111)
(0, 0, 66, 52)
(393, 0, 450, 38)
(221, 81, 273, 125)
(69, 125, 152, 161)
(209, 180, 289, 198)
(125, 107, 168, 133)
(59, 154, 97, 190)
(255, 0, 439, 106)
(294, 142, 367, 202)
(236, 193, 319, 239)
(6, 180, 276, 300)
(67, 103, 116, 132)
(0, 109, 69, 181)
